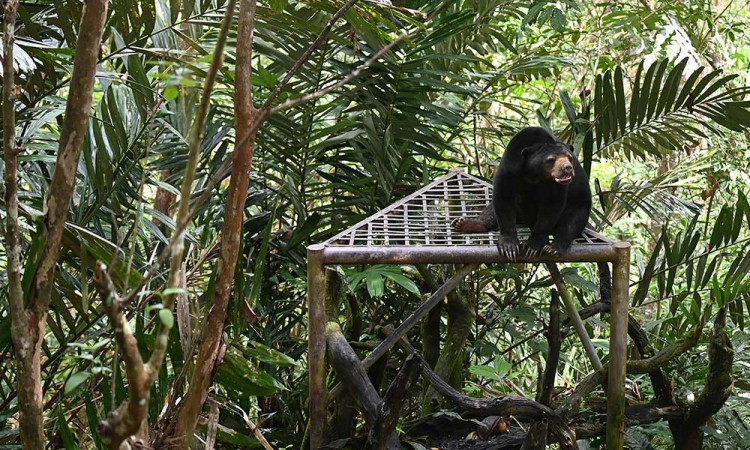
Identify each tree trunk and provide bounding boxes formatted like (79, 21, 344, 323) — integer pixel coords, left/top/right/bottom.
(5, 0, 108, 446)
(169, 0, 260, 444)
(14, 321, 46, 448)
(672, 307, 733, 449)
(423, 268, 474, 412)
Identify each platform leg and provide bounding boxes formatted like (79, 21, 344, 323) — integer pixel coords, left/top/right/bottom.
(307, 244, 327, 449)
(607, 242, 631, 449)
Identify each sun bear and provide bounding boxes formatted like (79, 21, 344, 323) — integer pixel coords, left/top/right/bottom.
(452, 126, 592, 261)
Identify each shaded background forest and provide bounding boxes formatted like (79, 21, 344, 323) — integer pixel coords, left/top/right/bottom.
(1, 0, 750, 448)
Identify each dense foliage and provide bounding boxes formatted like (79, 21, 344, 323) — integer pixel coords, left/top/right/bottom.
(1, 0, 750, 448)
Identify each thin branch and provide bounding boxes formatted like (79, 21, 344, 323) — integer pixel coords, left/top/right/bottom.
(95, 0, 237, 447)
(29, 0, 108, 314)
(546, 263, 603, 371)
(268, 29, 413, 115)
(95, 265, 144, 377)
(627, 321, 703, 374)
(150, 0, 238, 367)
(262, 0, 361, 108)
(121, 0, 239, 307)
(93, 262, 151, 449)
(224, 401, 275, 450)
(555, 370, 606, 419)
(169, 0, 258, 441)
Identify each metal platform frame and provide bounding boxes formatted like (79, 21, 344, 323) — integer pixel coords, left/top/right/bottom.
(307, 168, 630, 449)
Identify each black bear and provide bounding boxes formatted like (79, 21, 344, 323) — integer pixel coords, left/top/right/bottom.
(453, 126, 592, 261)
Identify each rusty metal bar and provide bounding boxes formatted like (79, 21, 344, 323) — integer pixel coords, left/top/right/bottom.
(607, 242, 631, 450)
(320, 244, 617, 265)
(546, 263, 603, 372)
(307, 244, 327, 450)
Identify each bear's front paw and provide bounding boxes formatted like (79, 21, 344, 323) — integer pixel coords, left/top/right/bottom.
(497, 235, 520, 261)
(524, 234, 549, 257)
(542, 244, 560, 257)
(546, 241, 571, 257)
(452, 216, 488, 233)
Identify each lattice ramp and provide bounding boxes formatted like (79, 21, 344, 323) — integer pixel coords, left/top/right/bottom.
(324, 169, 612, 248)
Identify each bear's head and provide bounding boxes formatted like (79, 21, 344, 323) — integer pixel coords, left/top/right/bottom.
(523, 142, 576, 185)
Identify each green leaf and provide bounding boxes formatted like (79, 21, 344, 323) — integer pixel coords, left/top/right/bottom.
(614, 66, 627, 135)
(244, 341, 298, 367)
(382, 271, 421, 296)
(57, 409, 78, 450)
(86, 396, 106, 450)
(603, 71, 618, 142)
(64, 371, 90, 396)
(646, 59, 669, 121)
(656, 58, 687, 117)
(636, 60, 658, 126)
(550, 8, 567, 32)
(366, 273, 385, 298)
(628, 61, 644, 130)
(404, 442, 431, 450)
(214, 427, 264, 447)
(469, 361, 510, 382)
(163, 85, 179, 100)
(287, 212, 322, 249)
(159, 309, 174, 329)
(725, 103, 750, 126)
(162, 287, 187, 297)
(248, 207, 276, 316)
(216, 350, 286, 397)
(675, 66, 705, 109)
(694, 74, 739, 103)
(561, 267, 600, 294)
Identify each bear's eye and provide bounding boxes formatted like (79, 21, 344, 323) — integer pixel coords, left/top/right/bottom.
(545, 156, 556, 164)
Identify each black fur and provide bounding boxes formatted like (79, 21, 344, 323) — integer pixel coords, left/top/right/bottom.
(451, 126, 611, 303)
(492, 126, 591, 260)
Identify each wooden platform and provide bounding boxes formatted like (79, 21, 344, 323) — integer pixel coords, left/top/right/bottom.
(320, 168, 616, 264)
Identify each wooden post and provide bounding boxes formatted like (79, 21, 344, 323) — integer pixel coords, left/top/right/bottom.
(308, 244, 327, 449)
(607, 242, 630, 449)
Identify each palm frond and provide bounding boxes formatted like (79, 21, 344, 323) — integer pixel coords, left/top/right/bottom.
(594, 58, 750, 159)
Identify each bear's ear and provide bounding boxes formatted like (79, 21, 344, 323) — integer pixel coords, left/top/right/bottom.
(520, 144, 542, 158)
(504, 145, 534, 174)
(520, 146, 534, 158)
(568, 144, 575, 152)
